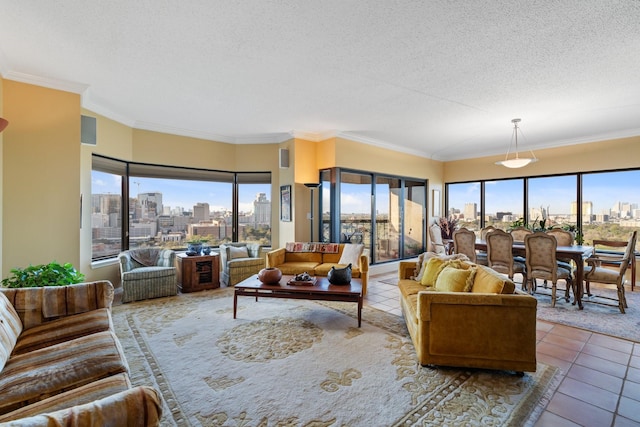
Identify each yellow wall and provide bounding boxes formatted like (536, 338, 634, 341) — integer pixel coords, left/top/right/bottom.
(2, 80, 81, 273)
(445, 137, 640, 182)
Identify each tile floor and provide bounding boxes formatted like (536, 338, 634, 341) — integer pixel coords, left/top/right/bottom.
(365, 269, 640, 427)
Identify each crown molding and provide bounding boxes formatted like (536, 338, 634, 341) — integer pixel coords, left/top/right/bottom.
(2, 70, 89, 95)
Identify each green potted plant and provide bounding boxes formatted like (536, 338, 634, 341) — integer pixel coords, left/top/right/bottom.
(1, 261, 85, 288)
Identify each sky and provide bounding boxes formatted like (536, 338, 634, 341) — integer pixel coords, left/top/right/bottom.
(92, 173, 269, 214)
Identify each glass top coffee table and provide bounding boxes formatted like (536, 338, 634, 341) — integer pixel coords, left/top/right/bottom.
(233, 274, 363, 327)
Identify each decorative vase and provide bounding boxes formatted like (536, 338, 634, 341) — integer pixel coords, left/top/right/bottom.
(258, 267, 282, 285)
(327, 263, 352, 285)
(187, 243, 203, 255)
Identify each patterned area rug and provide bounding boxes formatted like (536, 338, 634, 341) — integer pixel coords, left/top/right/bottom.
(112, 288, 558, 427)
(534, 283, 640, 342)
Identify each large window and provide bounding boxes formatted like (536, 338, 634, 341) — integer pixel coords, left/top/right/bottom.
(321, 168, 427, 264)
(445, 169, 639, 250)
(447, 182, 481, 232)
(91, 155, 271, 261)
(484, 179, 524, 230)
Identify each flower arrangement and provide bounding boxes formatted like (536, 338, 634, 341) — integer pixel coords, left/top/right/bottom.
(1, 262, 85, 288)
(438, 216, 459, 240)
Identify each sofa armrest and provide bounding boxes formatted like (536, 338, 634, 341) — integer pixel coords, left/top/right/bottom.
(415, 290, 537, 371)
(4, 386, 162, 427)
(0, 281, 115, 330)
(398, 261, 416, 280)
(266, 248, 286, 268)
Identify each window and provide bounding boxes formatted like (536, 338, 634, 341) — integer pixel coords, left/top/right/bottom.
(447, 182, 481, 233)
(91, 155, 271, 261)
(445, 168, 639, 250)
(320, 168, 427, 264)
(484, 179, 524, 230)
(528, 175, 577, 229)
(582, 170, 640, 249)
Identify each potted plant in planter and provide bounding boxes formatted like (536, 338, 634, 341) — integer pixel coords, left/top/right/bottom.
(1, 261, 85, 288)
(185, 236, 210, 255)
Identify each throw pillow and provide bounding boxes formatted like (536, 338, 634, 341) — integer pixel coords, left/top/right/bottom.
(338, 244, 364, 266)
(420, 257, 446, 286)
(471, 266, 514, 294)
(434, 266, 475, 292)
(228, 246, 249, 260)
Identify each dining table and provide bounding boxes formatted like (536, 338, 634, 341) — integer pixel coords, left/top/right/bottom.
(475, 240, 594, 309)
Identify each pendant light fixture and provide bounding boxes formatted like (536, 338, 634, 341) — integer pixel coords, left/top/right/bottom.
(495, 118, 538, 168)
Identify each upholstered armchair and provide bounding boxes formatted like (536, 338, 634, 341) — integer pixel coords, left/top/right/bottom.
(219, 242, 268, 286)
(118, 248, 177, 303)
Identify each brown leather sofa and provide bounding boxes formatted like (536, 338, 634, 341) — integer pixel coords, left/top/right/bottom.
(398, 255, 537, 373)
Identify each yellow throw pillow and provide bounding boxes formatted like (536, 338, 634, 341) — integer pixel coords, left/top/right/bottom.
(471, 266, 515, 294)
(434, 266, 475, 292)
(420, 257, 445, 286)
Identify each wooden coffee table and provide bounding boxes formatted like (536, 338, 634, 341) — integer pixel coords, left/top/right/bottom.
(233, 275, 363, 327)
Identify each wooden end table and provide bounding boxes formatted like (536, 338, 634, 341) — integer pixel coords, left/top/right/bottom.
(177, 253, 220, 293)
(233, 275, 363, 327)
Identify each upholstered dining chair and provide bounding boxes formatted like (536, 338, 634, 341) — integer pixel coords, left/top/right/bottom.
(588, 234, 637, 293)
(118, 247, 178, 303)
(524, 231, 573, 307)
(475, 225, 496, 265)
(453, 227, 477, 263)
(509, 226, 532, 243)
(583, 230, 637, 314)
(428, 222, 447, 254)
(486, 229, 526, 282)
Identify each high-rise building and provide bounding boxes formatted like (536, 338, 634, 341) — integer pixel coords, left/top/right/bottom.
(193, 202, 210, 222)
(138, 192, 163, 219)
(253, 193, 271, 225)
(463, 203, 477, 220)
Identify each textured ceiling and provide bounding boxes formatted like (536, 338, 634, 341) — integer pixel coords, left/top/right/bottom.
(1, 1, 639, 161)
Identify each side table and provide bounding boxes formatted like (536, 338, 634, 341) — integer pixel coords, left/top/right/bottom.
(177, 253, 220, 293)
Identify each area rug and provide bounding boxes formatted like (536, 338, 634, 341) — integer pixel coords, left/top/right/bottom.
(534, 284, 640, 342)
(112, 288, 558, 427)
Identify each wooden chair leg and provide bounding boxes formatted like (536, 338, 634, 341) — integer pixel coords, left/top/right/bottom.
(551, 282, 557, 307)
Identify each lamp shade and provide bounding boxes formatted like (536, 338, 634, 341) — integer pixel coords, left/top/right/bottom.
(0, 117, 8, 133)
(495, 157, 538, 168)
(496, 118, 537, 169)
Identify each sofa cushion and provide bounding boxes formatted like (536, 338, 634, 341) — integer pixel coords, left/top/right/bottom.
(0, 331, 129, 415)
(284, 252, 323, 263)
(4, 386, 163, 427)
(338, 244, 364, 266)
(0, 373, 131, 422)
(276, 262, 320, 275)
(0, 292, 23, 372)
(228, 245, 249, 259)
(121, 266, 175, 280)
(398, 280, 429, 299)
(434, 266, 476, 292)
(471, 265, 516, 294)
(12, 308, 112, 355)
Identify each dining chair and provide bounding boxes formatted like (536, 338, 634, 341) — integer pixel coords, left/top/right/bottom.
(545, 228, 575, 270)
(476, 226, 496, 265)
(428, 222, 447, 254)
(453, 227, 477, 263)
(509, 226, 532, 243)
(588, 234, 637, 293)
(486, 229, 526, 282)
(524, 231, 573, 307)
(583, 230, 637, 313)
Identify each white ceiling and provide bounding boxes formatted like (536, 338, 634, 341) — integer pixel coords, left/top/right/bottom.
(1, 1, 639, 161)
